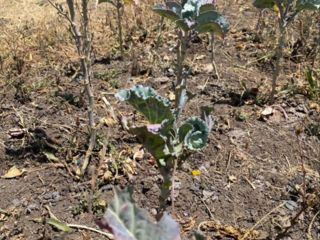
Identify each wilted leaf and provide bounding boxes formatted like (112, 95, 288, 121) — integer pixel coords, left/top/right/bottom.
(115, 85, 174, 124)
(96, 188, 181, 240)
(1, 166, 24, 179)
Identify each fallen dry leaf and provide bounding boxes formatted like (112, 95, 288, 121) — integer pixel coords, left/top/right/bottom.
(1, 166, 25, 179)
(133, 146, 144, 161)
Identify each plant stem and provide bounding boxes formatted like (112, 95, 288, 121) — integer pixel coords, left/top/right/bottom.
(81, 0, 96, 175)
(157, 157, 176, 219)
(210, 33, 220, 81)
(155, 16, 165, 50)
(270, 15, 286, 103)
(158, 169, 172, 218)
(175, 30, 188, 117)
(176, 30, 186, 88)
(170, 158, 178, 218)
(116, 0, 124, 57)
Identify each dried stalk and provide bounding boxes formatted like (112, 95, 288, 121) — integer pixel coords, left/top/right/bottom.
(48, 0, 96, 175)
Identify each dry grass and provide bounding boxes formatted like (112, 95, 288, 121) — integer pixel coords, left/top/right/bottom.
(0, 0, 160, 84)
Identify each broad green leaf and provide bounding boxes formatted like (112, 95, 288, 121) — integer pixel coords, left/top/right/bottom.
(96, 188, 181, 240)
(195, 10, 229, 35)
(129, 126, 169, 160)
(166, 1, 183, 16)
(179, 117, 209, 150)
(253, 0, 276, 9)
(178, 121, 193, 143)
(199, 3, 216, 14)
(296, 0, 320, 10)
(153, 5, 181, 22)
(176, 19, 193, 31)
(115, 85, 174, 124)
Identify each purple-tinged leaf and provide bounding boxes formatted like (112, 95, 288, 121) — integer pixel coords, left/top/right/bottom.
(96, 188, 181, 240)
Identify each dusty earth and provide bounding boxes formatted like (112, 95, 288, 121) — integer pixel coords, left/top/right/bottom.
(0, 0, 320, 240)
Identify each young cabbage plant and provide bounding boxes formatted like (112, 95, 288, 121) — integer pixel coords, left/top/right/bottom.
(253, 0, 320, 103)
(99, 0, 124, 57)
(153, 0, 229, 113)
(116, 85, 213, 214)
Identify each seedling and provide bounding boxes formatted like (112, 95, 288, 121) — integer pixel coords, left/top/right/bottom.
(99, 0, 124, 57)
(253, 0, 320, 103)
(116, 85, 212, 214)
(153, 0, 229, 112)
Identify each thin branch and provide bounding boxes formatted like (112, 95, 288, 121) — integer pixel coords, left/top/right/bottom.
(68, 223, 114, 239)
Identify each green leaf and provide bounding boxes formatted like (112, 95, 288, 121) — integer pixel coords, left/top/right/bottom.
(199, 3, 216, 14)
(96, 188, 181, 240)
(166, 1, 183, 16)
(47, 218, 72, 233)
(153, 4, 181, 22)
(115, 85, 174, 124)
(296, 0, 320, 10)
(176, 19, 192, 31)
(195, 10, 229, 35)
(179, 117, 209, 150)
(253, 0, 276, 9)
(129, 125, 170, 160)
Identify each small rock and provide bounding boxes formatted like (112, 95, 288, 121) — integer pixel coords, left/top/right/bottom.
(285, 200, 298, 211)
(261, 106, 273, 116)
(150, 208, 157, 216)
(26, 204, 39, 213)
(12, 199, 21, 207)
